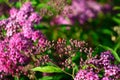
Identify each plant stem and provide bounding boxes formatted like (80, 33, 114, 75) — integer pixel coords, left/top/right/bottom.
(50, 62, 74, 79)
(61, 69, 74, 79)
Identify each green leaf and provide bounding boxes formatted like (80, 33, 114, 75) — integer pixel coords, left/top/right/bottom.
(0, 15, 6, 20)
(114, 37, 120, 52)
(102, 29, 112, 35)
(32, 66, 62, 73)
(39, 76, 53, 80)
(117, 14, 120, 17)
(113, 6, 120, 10)
(0, 0, 4, 3)
(67, 0, 72, 4)
(112, 17, 120, 24)
(31, 1, 37, 5)
(114, 42, 120, 52)
(14, 77, 19, 80)
(15, 2, 22, 8)
(38, 3, 48, 8)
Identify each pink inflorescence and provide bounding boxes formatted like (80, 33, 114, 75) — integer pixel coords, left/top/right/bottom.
(74, 51, 120, 80)
(51, 0, 104, 25)
(0, 2, 46, 78)
(74, 70, 99, 80)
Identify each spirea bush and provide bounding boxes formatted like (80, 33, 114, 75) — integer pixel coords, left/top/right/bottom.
(74, 51, 120, 80)
(0, 2, 48, 79)
(50, 0, 109, 25)
(0, 0, 120, 80)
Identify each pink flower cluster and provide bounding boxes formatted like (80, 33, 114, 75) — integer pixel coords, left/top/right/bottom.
(74, 51, 120, 80)
(51, 0, 102, 25)
(0, 2, 47, 78)
(74, 70, 99, 80)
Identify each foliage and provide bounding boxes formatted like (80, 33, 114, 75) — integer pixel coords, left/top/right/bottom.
(0, 0, 120, 80)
